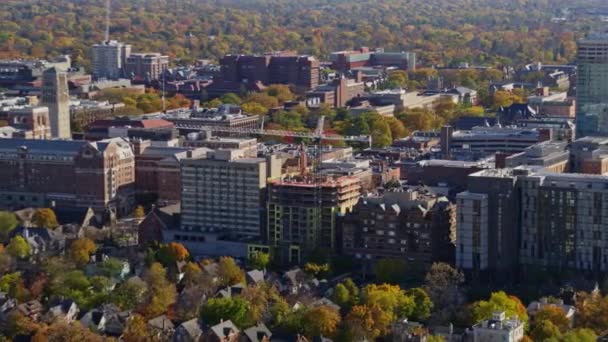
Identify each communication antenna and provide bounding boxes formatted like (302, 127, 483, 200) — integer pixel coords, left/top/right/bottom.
(104, 0, 111, 42)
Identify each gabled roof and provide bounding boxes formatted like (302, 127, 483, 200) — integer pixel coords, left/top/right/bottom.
(147, 315, 174, 331)
(209, 320, 239, 339)
(243, 322, 272, 342)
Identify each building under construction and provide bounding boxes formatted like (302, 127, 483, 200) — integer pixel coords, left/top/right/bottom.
(267, 175, 361, 263)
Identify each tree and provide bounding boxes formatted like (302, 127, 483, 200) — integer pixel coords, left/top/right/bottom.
(249, 251, 270, 270)
(332, 283, 351, 308)
(158, 242, 190, 263)
(245, 93, 279, 109)
(304, 262, 331, 278)
(574, 292, 608, 333)
(240, 284, 271, 323)
(302, 305, 341, 338)
(471, 291, 528, 324)
(217, 256, 245, 287)
(99, 257, 126, 279)
(269, 296, 291, 329)
(374, 259, 407, 284)
(531, 319, 562, 341)
(7, 236, 31, 259)
(220, 92, 242, 105)
(345, 304, 392, 340)
(48, 270, 109, 310)
(535, 305, 570, 332)
(424, 262, 466, 324)
(122, 314, 151, 342)
(32, 208, 59, 229)
(142, 262, 177, 317)
(361, 284, 415, 321)
(561, 328, 597, 342)
(241, 101, 268, 115)
(69, 237, 97, 267)
(265, 84, 294, 103)
(38, 321, 105, 342)
(112, 277, 148, 311)
(406, 288, 434, 321)
(384, 116, 409, 140)
(200, 297, 250, 328)
(0, 211, 18, 242)
(132, 205, 145, 218)
(182, 262, 203, 287)
(0, 249, 13, 274)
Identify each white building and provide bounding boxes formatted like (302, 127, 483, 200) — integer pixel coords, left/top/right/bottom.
(473, 311, 524, 342)
(92, 40, 132, 80)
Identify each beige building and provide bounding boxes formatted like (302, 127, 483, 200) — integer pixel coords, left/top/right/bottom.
(41, 68, 71, 139)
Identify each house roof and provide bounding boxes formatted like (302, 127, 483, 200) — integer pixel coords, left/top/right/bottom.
(246, 269, 265, 284)
(243, 322, 272, 342)
(209, 320, 239, 339)
(177, 318, 203, 339)
(148, 315, 175, 331)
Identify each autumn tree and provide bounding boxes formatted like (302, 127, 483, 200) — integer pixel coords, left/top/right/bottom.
(406, 288, 434, 321)
(217, 256, 245, 287)
(7, 236, 31, 259)
(241, 101, 268, 115)
(112, 277, 148, 311)
(304, 262, 331, 278)
(69, 237, 97, 267)
(531, 319, 562, 341)
(562, 328, 597, 342)
(32, 208, 59, 229)
(534, 305, 570, 332)
(157, 242, 190, 264)
(265, 84, 294, 104)
(240, 284, 272, 323)
(0, 211, 18, 241)
(122, 314, 151, 342)
(574, 292, 608, 333)
(471, 291, 528, 324)
(361, 284, 416, 321)
(38, 321, 105, 342)
(141, 262, 177, 317)
(302, 305, 341, 338)
(345, 304, 392, 340)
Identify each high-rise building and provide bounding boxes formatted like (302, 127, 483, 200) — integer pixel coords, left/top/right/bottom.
(91, 40, 132, 80)
(41, 68, 71, 139)
(455, 169, 520, 278)
(180, 149, 281, 240)
(267, 176, 360, 263)
(576, 30, 608, 138)
(124, 53, 169, 82)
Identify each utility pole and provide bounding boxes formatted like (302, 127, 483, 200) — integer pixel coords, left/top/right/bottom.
(104, 0, 110, 42)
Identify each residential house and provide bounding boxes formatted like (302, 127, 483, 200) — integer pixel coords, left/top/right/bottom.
(206, 320, 240, 342)
(44, 299, 79, 323)
(138, 204, 180, 246)
(246, 270, 265, 286)
(148, 315, 175, 340)
(527, 297, 575, 325)
(242, 323, 272, 342)
(16, 300, 44, 322)
(10, 227, 66, 256)
(174, 318, 204, 342)
(79, 304, 130, 336)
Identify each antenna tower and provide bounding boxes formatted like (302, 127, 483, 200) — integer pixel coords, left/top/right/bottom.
(104, 0, 111, 42)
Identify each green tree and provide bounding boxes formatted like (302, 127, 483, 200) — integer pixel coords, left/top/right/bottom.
(561, 328, 597, 342)
(265, 84, 294, 103)
(0, 211, 18, 241)
(7, 236, 31, 259)
(471, 291, 528, 324)
(531, 319, 562, 341)
(304, 262, 331, 278)
(361, 284, 415, 321)
(241, 101, 268, 115)
(374, 259, 407, 284)
(200, 297, 250, 328)
(132, 205, 145, 218)
(407, 288, 434, 321)
(249, 251, 270, 270)
(112, 277, 148, 311)
(32, 208, 59, 228)
(535, 305, 570, 332)
(99, 257, 126, 279)
(142, 262, 177, 317)
(424, 263, 466, 324)
(332, 283, 351, 308)
(220, 92, 242, 105)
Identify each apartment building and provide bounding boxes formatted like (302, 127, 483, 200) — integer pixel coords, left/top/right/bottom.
(342, 188, 456, 267)
(124, 53, 169, 81)
(180, 149, 282, 240)
(91, 40, 132, 80)
(267, 176, 361, 263)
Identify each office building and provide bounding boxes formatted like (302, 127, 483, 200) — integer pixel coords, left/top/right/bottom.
(41, 68, 71, 139)
(124, 53, 169, 82)
(569, 136, 608, 174)
(91, 40, 132, 80)
(502, 140, 570, 173)
(576, 30, 608, 138)
(305, 77, 365, 108)
(330, 47, 416, 72)
(473, 312, 524, 342)
(0, 102, 51, 140)
(180, 149, 281, 240)
(0, 138, 135, 213)
(342, 188, 455, 268)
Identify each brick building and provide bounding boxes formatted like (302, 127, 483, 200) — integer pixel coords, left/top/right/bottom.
(0, 106, 51, 139)
(0, 138, 135, 214)
(124, 53, 169, 82)
(342, 188, 455, 268)
(210, 52, 320, 95)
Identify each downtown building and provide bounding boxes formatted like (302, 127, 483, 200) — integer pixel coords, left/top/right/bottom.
(124, 53, 169, 82)
(575, 30, 608, 138)
(91, 40, 132, 80)
(0, 138, 135, 214)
